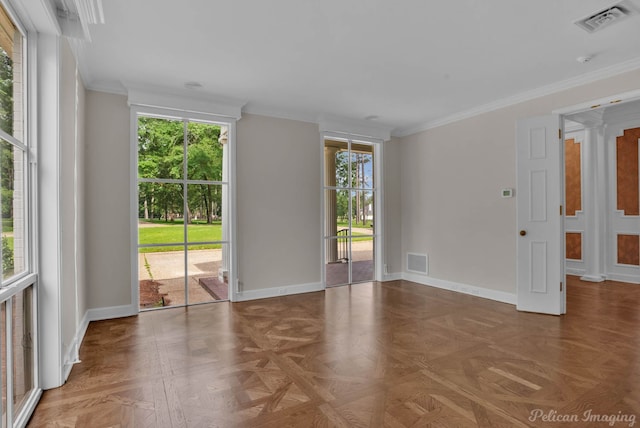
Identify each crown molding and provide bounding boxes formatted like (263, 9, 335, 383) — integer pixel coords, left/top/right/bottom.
(85, 80, 127, 95)
(393, 55, 640, 138)
(318, 114, 392, 141)
(241, 103, 318, 124)
(127, 85, 246, 120)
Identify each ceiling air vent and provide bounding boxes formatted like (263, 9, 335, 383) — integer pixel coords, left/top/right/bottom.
(574, 2, 637, 33)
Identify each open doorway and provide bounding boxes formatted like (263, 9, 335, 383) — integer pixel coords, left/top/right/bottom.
(564, 101, 640, 290)
(135, 114, 232, 309)
(563, 98, 640, 288)
(516, 91, 640, 315)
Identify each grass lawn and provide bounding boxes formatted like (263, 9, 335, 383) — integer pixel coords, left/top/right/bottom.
(337, 220, 373, 228)
(2, 219, 13, 232)
(138, 221, 223, 253)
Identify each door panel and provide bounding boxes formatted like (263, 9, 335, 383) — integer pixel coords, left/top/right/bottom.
(516, 115, 565, 315)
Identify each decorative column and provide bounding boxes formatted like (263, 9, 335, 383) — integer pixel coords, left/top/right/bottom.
(581, 125, 606, 282)
(218, 127, 229, 283)
(325, 146, 338, 262)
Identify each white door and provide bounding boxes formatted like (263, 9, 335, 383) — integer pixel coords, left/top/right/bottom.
(516, 115, 566, 315)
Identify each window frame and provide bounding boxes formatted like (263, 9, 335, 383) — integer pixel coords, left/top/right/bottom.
(320, 131, 384, 287)
(0, 0, 40, 425)
(130, 104, 238, 309)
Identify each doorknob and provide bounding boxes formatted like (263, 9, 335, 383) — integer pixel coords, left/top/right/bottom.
(520, 230, 527, 236)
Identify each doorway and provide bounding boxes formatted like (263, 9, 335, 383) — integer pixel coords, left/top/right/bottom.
(135, 114, 232, 309)
(516, 91, 640, 315)
(323, 137, 377, 287)
(563, 99, 640, 285)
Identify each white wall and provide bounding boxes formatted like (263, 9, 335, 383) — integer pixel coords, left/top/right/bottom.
(399, 68, 640, 294)
(85, 91, 132, 309)
(83, 103, 326, 307)
(236, 114, 321, 293)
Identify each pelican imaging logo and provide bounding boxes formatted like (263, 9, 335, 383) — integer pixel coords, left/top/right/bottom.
(529, 409, 636, 426)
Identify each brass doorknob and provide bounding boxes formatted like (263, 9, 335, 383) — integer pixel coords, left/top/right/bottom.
(520, 230, 527, 236)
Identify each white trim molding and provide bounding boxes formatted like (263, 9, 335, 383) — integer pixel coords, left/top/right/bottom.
(402, 273, 517, 305)
(319, 115, 392, 142)
(235, 282, 324, 302)
(87, 304, 138, 321)
(127, 86, 245, 120)
(382, 273, 403, 282)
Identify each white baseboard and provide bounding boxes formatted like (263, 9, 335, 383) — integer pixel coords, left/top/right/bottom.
(579, 274, 606, 282)
(87, 304, 138, 322)
(566, 267, 586, 276)
(382, 273, 402, 282)
(235, 282, 324, 302)
(402, 273, 516, 305)
(602, 273, 640, 284)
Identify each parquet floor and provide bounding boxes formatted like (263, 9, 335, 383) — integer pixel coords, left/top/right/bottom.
(28, 277, 640, 427)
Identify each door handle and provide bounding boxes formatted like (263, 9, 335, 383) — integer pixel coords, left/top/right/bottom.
(520, 230, 527, 236)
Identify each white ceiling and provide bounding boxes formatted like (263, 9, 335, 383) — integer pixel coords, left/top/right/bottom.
(73, 0, 640, 135)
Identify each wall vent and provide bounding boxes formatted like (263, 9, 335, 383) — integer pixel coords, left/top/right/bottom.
(407, 253, 428, 275)
(574, 2, 637, 33)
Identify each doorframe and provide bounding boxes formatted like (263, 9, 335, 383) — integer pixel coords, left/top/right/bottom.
(320, 131, 385, 287)
(129, 103, 240, 311)
(537, 89, 640, 312)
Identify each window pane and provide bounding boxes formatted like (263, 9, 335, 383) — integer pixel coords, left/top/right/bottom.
(352, 237, 374, 283)
(324, 189, 350, 238)
(138, 183, 184, 246)
(138, 249, 184, 309)
(326, 238, 349, 287)
(187, 122, 224, 182)
(351, 143, 374, 189)
(351, 190, 374, 229)
(186, 184, 224, 243)
(0, 9, 24, 140)
(188, 244, 227, 305)
(324, 139, 349, 188)
(2, 140, 26, 281)
(137, 117, 184, 179)
(12, 287, 34, 414)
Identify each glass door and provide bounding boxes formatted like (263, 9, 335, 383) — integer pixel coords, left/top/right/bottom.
(136, 116, 231, 309)
(324, 138, 375, 286)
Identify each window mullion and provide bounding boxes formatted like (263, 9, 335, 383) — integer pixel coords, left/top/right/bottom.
(183, 120, 189, 305)
(6, 298, 14, 427)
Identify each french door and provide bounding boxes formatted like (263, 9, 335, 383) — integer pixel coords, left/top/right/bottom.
(136, 114, 231, 309)
(323, 137, 377, 286)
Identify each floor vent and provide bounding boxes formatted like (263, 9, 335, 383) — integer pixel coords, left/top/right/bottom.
(574, 1, 637, 33)
(407, 253, 428, 275)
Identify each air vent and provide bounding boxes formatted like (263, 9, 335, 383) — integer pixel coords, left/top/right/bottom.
(574, 2, 637, 33)
(407, 253, 428, 275)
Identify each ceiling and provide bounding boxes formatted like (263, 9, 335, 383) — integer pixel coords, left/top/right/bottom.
(70, 0, 640, 136)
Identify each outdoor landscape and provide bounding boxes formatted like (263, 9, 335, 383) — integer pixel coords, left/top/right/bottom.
(137, 117, 228, 308)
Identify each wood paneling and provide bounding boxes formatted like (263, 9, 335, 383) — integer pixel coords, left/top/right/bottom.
(566, 232, 582, 260)
(27, 280, 640, 427)
(564, 138, 582, 216)
(616, 127, 640, 216)
(618, 234, 640, 266)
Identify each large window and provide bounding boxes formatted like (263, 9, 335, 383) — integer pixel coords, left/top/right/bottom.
(136, 114, 232, 309)
(0, 1, 38, 426)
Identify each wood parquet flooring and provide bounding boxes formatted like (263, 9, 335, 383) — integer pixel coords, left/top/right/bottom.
(28, 277, 640, 427)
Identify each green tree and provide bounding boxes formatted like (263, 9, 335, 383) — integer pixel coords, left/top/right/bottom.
(137, 118, 223, 224)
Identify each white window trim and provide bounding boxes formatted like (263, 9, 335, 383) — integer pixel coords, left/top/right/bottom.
(129, 102, 239, 309)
